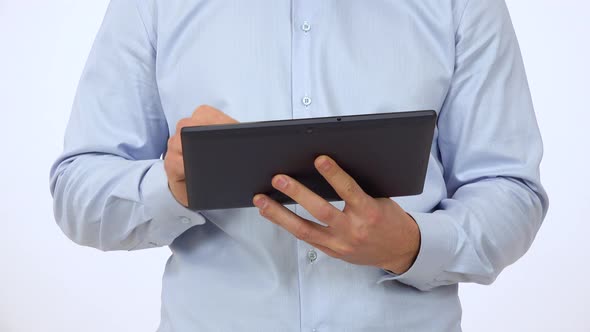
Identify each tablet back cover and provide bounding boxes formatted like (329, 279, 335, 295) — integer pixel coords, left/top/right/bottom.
(181, 111, 435, 210)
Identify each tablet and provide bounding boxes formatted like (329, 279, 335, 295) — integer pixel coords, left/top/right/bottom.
(181, 110, 436, 210)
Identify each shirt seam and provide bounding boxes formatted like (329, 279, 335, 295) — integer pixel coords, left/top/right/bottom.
(134, 0, 157, 53)
(455, 0, 473, 39)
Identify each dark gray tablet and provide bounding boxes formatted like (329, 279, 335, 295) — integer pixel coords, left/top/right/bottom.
(181, 110, 436, 210)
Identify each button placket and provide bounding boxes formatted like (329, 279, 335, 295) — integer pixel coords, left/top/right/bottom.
(292, 1, 323, 331)
(291, 3, 315, 120)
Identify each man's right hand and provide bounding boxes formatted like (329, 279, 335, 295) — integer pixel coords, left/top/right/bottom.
(164, 105, 239, 207)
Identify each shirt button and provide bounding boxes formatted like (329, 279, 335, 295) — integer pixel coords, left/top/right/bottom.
(301, 21, 311, 32)
(307, 249, 318, 263)
(179, 216, 192, 224)
(302, 96, 312, 107)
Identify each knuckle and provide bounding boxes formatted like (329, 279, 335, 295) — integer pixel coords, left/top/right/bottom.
(176, 155, 186, 169)
(164, 158, 181, 178)
(175, 118, 190, 133)
(351, 228, 369, 245)
(193, 104, 212, 116)
(258, 205, 274, 219)
(364, 205, 382, 225)
(294, 224, 312, 241)
(177, 153, 185, 162)
(284, 179, 296, 193)
(167, 135, 179, 149)
(167, 149, 180, 161)
(192, 105, 232, 125)
(291, 183, 303, 196)
(338, 245, 355, 257)
(167, 154, 183, 171)
(317, 202, 335, 221)
(343, 179, 359, 197)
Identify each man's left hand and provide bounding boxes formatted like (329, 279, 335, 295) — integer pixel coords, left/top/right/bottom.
(253, 155, 421, 274)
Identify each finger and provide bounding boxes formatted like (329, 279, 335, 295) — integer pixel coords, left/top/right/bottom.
(167, 135, 182, 154)
(308, 242, 343, 259)
(314, 155, 370, 208)
(175, 118, 193, 134)
(192, 105, 239, 125)
(253, 194, 335, 246)
(271, 174, 343, 226)
(164, 153, 185, 181)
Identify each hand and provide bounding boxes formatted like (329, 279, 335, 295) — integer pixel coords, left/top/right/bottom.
(165, 105, 238, 207)
(253, 155, 421, 274)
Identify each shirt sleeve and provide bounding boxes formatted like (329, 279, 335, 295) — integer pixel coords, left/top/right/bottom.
(49, 0, 206, 251)
(378, 0, 549, 290)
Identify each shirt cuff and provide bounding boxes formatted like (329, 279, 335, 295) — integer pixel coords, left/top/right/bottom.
(377, 211, 458, 291)
(139, 160, 206, 247)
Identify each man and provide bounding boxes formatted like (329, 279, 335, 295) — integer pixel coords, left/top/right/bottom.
(49, 0, 548, 331)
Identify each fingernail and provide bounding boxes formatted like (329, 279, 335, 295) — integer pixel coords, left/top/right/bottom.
(254, 195, 267, 208)
(275, 176, 288, 189)
(319, 158, 332, 171)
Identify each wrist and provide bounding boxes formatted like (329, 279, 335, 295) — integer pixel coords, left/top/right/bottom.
(381, 213, 421, 274)
(168, 181, 188, 207)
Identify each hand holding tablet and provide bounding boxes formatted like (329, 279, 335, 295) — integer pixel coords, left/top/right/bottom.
(251, 153, 422, 274)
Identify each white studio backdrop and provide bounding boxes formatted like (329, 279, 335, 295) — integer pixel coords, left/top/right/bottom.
(0, 1, 588, 331)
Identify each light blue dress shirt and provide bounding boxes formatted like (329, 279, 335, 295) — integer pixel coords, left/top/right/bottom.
(49, 0, 549, 331)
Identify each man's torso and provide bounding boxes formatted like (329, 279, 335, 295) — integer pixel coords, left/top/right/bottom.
(148, 1, 464, 331)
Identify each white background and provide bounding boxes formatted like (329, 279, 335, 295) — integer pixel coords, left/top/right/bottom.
(0, 1, 588, 331)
